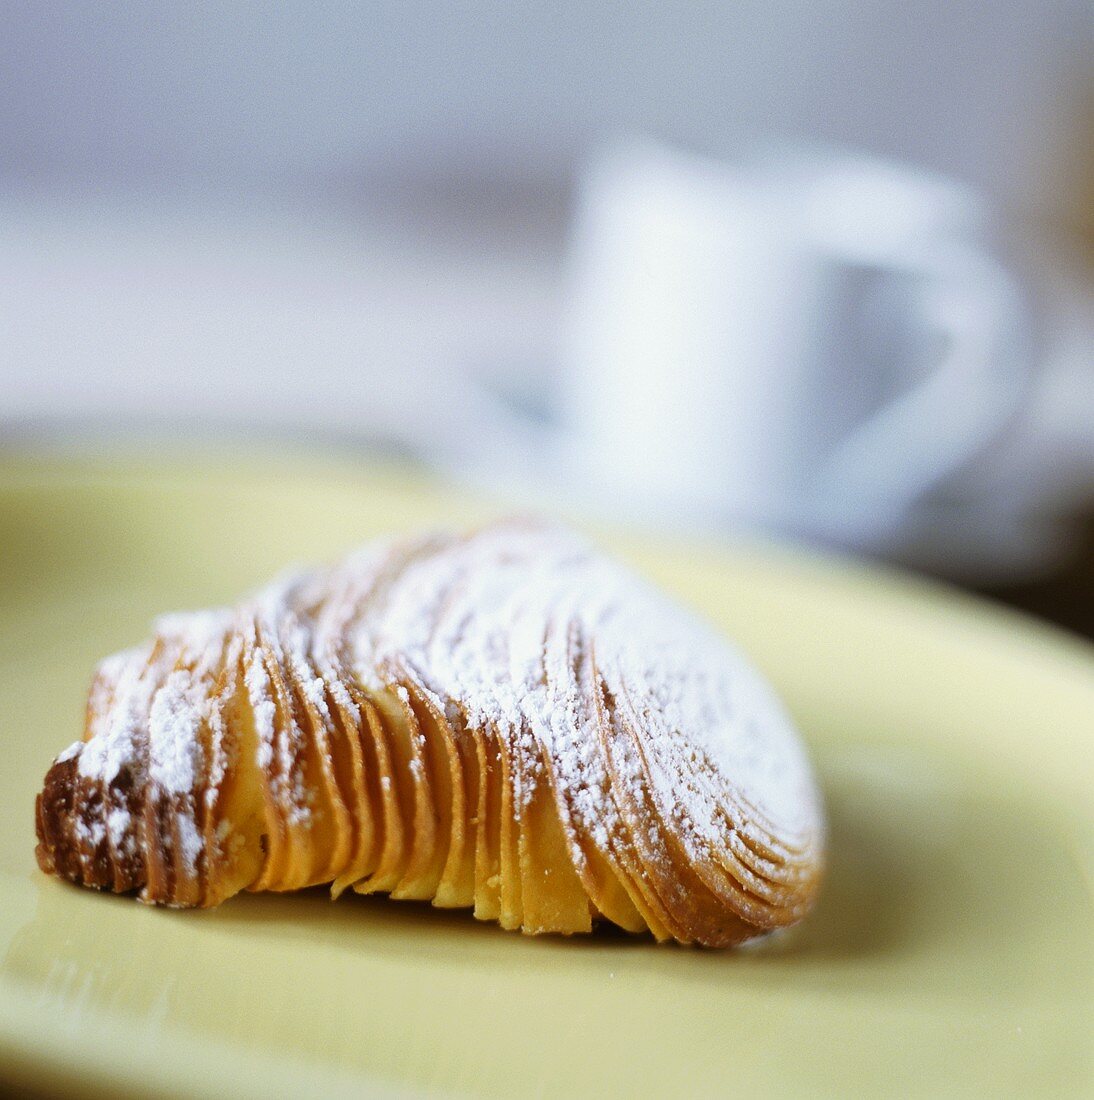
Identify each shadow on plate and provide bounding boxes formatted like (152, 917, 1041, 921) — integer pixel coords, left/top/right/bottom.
(4, 742, 1084, 1011)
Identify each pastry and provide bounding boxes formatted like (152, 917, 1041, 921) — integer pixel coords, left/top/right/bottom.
(35, 522, 824, 945)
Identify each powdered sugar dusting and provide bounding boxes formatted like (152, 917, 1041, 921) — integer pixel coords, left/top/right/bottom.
(78, 641, 160, 786)
(337, 522, 821, 871)
(176, 812, 203, 872)
(106, 806, 132, 849)
(73, 608, 233, 880)
(56, 741, 83, 764)
(245, 650, 276, 770)
(55, 519, 822, 928)
(148, 669, 204, 795)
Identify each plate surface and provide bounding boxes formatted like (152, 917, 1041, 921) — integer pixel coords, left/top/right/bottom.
(1, 450, 1091, 1098)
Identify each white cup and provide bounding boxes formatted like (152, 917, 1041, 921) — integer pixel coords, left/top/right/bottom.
(561, 142, 1030, 546)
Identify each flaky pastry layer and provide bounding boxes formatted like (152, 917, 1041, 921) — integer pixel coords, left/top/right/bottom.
(36, 522, 824, 945)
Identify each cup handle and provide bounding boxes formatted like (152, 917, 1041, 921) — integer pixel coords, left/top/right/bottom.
(810, 242, 1030, 542)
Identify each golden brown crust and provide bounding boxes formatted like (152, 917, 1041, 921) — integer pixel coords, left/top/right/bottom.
(34, 523, 824, 943)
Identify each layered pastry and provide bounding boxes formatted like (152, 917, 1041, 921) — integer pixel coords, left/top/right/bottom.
(35, 522, 824, 945)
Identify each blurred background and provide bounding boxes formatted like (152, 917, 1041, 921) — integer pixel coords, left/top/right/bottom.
(2, 2, 1092, 633)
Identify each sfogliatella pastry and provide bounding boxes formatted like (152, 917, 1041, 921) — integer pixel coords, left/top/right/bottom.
(35, 522, 824, 945)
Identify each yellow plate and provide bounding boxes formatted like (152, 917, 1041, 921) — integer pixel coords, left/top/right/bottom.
(1, 450, 1091, 1098)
